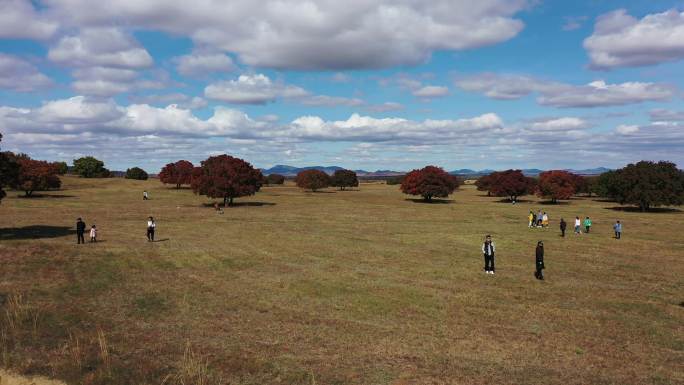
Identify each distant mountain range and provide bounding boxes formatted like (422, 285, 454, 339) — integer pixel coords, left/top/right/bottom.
(259, 165, 612, 177)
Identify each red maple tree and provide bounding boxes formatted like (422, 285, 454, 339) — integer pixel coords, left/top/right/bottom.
(190, 155, 263, 206)
(295, 169, 330, 192)
(12, 155, 61, 196)
(488, 169, 537, 201)
(400, 166, 460, 202)
(536, 170, 578, 203)
(159, 160, 194, 188)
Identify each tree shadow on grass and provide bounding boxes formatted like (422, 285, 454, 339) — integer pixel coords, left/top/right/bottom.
(605, 206, 682, 214)
(16, 193, 76, 199)
(495, 198, 534, 203)
(201, 202, 276, 208)
(0, 225, 74, 240)
(538, 200, 571, 205)
(404, 198, 454, 204)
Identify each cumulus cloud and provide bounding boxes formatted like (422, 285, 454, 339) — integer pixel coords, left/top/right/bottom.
(584, 9, 684, 69)
(43, 0, 527, 70)
(528, 117, 590, 131)
(48, 28, 153, 68)
(174, 52, 235, 76)
(615, 124, 639, 135)
(129, 93, 208, 110)
(650, 109, 684, 122)
(0, 0, 57, 40)
(0, 54, 53, 92)
(204, 74, 308, 104)
(412, 85, 449, 98)
(455, 73, 674, 107)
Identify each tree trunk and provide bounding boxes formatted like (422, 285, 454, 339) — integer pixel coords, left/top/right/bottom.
(25, 190, 32, 197)
(424, 194, 432, 202)
(177, 183, 181, 189)
(229, 196, 234, 206)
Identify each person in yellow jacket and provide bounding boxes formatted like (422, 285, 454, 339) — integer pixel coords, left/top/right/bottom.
(528, 211, 534, 228)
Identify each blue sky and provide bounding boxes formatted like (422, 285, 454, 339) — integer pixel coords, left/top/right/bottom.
(0, 0, 683, 172)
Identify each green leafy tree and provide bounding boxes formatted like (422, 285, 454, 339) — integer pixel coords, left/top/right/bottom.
(600, 161, 684, 211)
(266, 174, 285, 185)
(0, 134, 20, 203)
(330, 169, 358, 190)
(53, 161, 69, 175)
(73, 156, 107, 178)
(125, 167, 149, 180)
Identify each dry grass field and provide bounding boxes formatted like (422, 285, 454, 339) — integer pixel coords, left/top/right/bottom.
(0, 176, 682, 385)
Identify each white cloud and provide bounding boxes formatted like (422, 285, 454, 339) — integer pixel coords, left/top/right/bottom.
(44, 0, 527, 70)
(412, 85, 449, 98)
(455, 73, 674, 107)
(615, 124, 639, 135)
(129, 93, 208, 110)
(34, 96, 123, 124)
(175, 52, 235, 76)
(529, 117, 590, 131)
(0, 0, 57, 40)
(48, 28, 153, 68)
(365, 102, 404, 112)
(650, 109, 684, 122)
(584, 9, 684, 69)
(562, 16, 588, 31)
(0, 54, 53, 92)
(204, 74, 308, 104)
(298, 95, 364, 107)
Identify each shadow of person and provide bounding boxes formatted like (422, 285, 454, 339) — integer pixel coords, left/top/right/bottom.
(0, 225, 75, 240)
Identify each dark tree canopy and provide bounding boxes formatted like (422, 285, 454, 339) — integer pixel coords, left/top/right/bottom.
(11, 155, 62, 196)
(73, 156, 107, 178)
(400, 166, 460, 202)
(159, 160, 194, 188)
(330, 169, 359, 190)
(125, 167, 149, 180)
(266, 173, 285, 185)
(0, 134, 20, 203)
(598, 161, 684, 211)
(536, 170, 578, 203)
(190, 154, 263, 206)
(295, 169, 330, 192)
(486, 169, 537, 201)
(53, 161, 68, 175)
(475, 174, 494, 196)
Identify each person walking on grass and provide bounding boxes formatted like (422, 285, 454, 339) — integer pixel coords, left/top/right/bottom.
(146, 216, 156, 241)
(574, 216, 581, 234)
(528, 211, 534, 228)
(76, 217, 86, 244)
(89, 225, 97, 243)
(482, 235, 496, 275)
(584, 216, 592, 234)
(542, 212, 549, 228)
(613, 220, 622, 239)
(559, 218, 567, 237)
(143, 190, 149, 200)
(534, 241, 545, 280)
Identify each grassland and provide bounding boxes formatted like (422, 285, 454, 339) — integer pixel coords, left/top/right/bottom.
(0, 176, 682, 384)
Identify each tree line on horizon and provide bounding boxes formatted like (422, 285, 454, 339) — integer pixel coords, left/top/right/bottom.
(1, 132, 683, 211)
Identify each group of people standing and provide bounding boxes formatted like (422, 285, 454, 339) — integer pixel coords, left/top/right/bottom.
(528, 210, 549, 228)
(75, 217, 97, 243)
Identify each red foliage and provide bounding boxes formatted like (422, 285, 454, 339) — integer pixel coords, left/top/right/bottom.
(536, 170, 578, 203)
(488, 169, 536, 201)
(190, 155, 262, 206)
(159, 160, 194, 188)
(400, 166, 460, 202)
(475, 174, 494, 196)
(295, 169, 330, 191)
(14, 156, 61, 196)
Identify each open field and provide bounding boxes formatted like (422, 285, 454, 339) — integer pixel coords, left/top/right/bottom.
(0, 176, 682, 384)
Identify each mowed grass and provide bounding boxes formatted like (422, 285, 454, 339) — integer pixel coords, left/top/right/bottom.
(0, 176, 682, 384)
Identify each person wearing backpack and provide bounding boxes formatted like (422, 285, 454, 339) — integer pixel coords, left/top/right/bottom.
(482, 235, 496, 275)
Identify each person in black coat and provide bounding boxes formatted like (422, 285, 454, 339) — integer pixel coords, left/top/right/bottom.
(76, 217, 86, 244)
(535, 241, 545, 280)
(559, 218, 567, 237)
